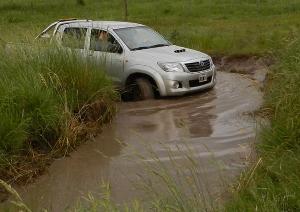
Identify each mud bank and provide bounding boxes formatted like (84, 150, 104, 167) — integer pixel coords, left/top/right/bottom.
(214, 55, 272, 74)
(1, 71, 265, 211)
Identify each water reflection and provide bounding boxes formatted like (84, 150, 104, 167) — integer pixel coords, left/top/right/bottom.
(118, 89, 217, 142)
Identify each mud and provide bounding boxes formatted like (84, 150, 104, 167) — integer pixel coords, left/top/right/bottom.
(2, 71, 264, 211)
(214, 55, 272, 76)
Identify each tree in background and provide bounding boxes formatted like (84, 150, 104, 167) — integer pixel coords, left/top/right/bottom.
(77, 0, 85, 6)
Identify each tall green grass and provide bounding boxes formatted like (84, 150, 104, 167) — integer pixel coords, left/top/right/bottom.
(225, 37, 300, 211)
(0, 45, 117, 180)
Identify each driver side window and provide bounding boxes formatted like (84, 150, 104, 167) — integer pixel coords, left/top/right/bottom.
(90, 29, 122, 53)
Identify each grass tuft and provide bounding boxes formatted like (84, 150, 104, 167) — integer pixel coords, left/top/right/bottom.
(0, 45, 118, 182)
(225, 36, 300, 211)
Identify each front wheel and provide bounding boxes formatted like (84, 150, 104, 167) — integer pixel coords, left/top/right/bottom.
(130, 78, 154, 100)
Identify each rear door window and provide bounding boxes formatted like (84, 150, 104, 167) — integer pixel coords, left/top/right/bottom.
(62, 27, 87, 49)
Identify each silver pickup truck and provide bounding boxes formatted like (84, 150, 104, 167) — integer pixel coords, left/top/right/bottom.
(36, 19, 216, 99)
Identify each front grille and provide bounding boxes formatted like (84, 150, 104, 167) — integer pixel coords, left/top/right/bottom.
(189, 76, 212, 88)
(185, 59, 210, 72)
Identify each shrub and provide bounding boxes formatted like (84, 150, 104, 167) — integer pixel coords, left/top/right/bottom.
(0, 45, 117, 157)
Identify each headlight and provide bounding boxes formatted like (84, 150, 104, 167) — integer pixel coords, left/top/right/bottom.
(158, 62, 184, 72)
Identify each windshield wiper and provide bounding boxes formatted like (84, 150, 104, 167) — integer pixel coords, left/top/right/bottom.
(148, 44, 169, 48)
(131, 43, 169, 51)
(131, 46, 151, 51)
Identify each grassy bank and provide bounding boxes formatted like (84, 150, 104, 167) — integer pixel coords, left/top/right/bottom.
(225, 37, 300, 211)
(0, 46, 117, 183)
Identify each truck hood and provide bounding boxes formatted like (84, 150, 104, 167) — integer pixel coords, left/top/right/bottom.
(130, 45, 210, 63)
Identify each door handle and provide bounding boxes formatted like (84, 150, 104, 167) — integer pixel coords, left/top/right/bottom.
(88, 50, 94, 56)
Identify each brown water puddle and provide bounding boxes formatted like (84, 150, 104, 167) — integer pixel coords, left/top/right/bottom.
(3, 72, 264, 211)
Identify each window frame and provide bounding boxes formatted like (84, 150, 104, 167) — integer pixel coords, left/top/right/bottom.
(89, 28, 123, 54)
(61, 27, 88, 50)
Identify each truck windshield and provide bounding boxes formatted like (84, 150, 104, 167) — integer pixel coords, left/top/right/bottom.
(114, 26, 171, 51)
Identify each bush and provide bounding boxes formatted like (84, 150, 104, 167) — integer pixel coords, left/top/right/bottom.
(225, 37, 300, 211)
(0, 45, 117, 157)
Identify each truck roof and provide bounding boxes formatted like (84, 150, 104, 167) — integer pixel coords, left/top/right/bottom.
(36, 19, 145, 39)
(58, 19, 144, 29)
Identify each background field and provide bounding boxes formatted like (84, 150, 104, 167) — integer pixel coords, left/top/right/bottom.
(1, 0, 300, 55)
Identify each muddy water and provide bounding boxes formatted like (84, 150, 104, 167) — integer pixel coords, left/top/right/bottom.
(13, 72, 262, 211)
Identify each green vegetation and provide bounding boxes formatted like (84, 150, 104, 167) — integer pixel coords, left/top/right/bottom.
(0, 46, 117, 181)
(225, 37, 300, 211)
(0, 0, 299, 211)
(1, 0, 300, 55)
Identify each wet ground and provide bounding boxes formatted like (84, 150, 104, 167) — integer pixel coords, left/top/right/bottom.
(5, 71, 264, 211)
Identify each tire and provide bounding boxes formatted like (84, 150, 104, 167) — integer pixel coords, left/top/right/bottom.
(134, 78, 154, 100)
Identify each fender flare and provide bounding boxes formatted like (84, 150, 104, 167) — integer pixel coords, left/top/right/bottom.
(124, 65, 167, 96)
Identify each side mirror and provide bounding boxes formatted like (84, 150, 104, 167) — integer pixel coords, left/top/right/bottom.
(41, 34, 51, 39)
(108, 43, 123, 54)
(117, 46, 123, 54)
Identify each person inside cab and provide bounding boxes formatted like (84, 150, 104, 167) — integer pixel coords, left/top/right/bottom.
(95, 30, 109, 51)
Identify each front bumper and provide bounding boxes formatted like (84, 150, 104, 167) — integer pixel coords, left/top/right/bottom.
(162, 65, 216, 96)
